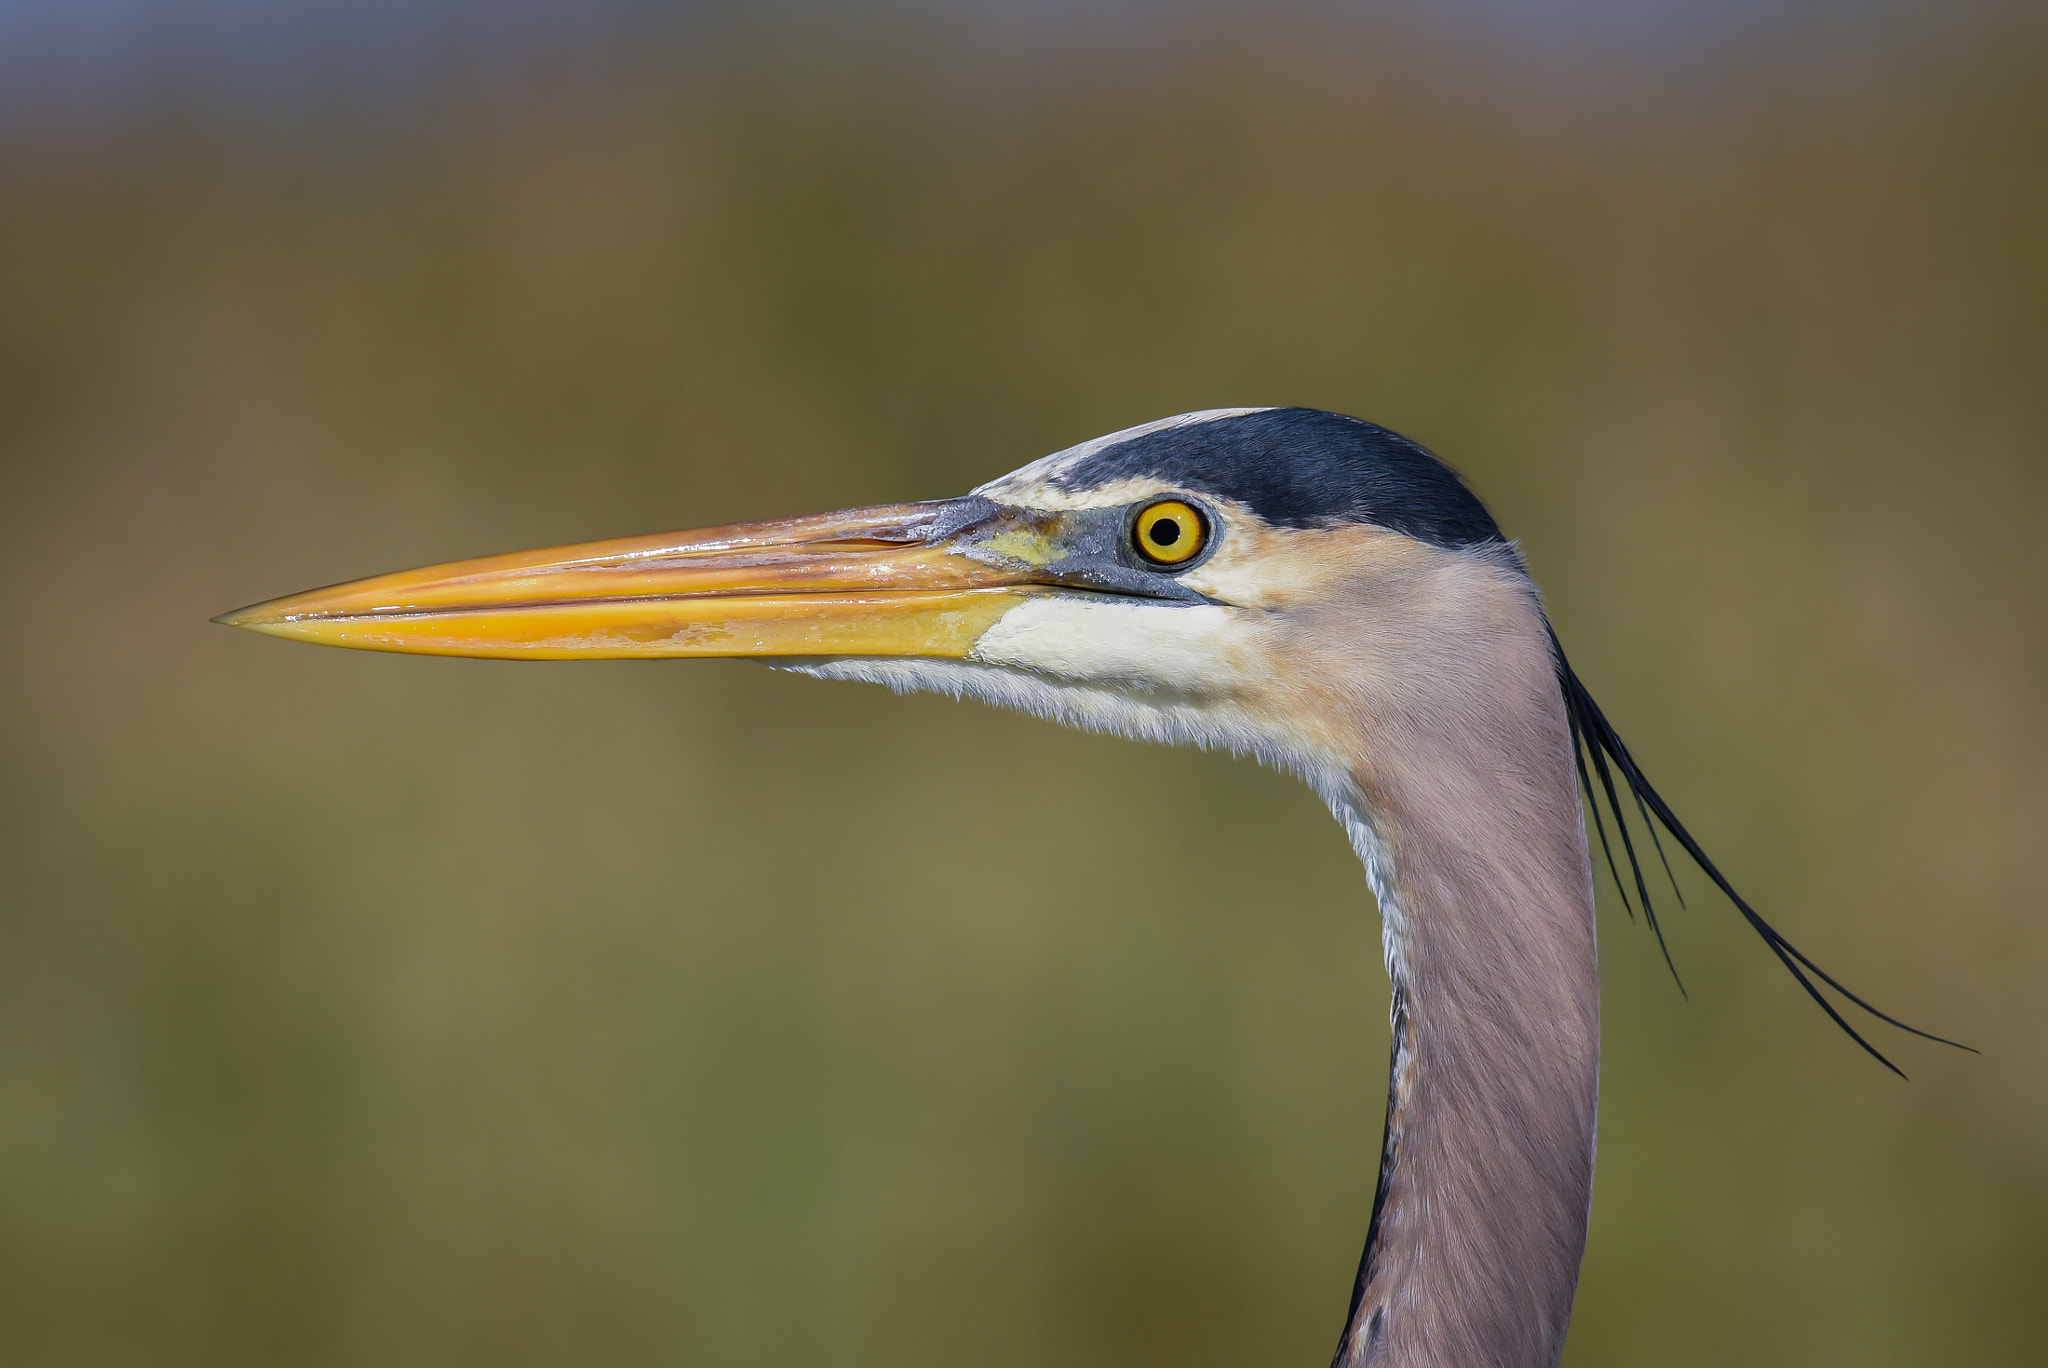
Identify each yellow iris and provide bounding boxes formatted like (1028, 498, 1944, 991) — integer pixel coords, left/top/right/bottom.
(1133, 500, 1207, 565)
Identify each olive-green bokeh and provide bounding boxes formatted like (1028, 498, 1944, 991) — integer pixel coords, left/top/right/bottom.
(2, 10, 2044, 1366)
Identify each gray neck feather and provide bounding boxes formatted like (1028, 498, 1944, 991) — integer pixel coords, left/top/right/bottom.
(1325, 630, 1599, 1368)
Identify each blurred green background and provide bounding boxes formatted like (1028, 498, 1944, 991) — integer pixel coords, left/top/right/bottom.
(1, 3, 2044, 1364)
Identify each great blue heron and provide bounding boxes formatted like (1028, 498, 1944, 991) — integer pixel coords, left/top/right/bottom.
(218, 408, 1957, 1367)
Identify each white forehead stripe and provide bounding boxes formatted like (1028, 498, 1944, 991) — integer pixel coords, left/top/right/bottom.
(974, 408, 1275, 502)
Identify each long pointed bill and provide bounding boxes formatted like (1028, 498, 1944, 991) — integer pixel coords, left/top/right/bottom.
(215, 499, 1055, 660)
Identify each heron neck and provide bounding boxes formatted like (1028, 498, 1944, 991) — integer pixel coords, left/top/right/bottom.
(1327, 657, 1599, 1368)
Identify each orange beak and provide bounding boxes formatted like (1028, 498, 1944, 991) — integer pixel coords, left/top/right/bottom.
(213, 500, 1056, 660)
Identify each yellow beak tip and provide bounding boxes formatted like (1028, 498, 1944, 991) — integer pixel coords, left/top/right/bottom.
(213, 606, 301, 637)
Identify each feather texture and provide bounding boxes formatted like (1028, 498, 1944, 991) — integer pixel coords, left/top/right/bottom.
(1551, 633, 1970, 1077)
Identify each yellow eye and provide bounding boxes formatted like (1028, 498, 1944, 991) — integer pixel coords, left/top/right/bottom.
(1132, 500, 1207, 566)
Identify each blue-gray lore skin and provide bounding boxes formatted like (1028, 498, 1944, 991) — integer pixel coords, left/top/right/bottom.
(219, 408, 1957, 1368)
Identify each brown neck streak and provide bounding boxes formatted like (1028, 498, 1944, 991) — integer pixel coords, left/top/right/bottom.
(1288, 543, 1599, 1368)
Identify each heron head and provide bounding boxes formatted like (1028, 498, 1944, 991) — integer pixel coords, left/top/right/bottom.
(218, 408, 1533, 783)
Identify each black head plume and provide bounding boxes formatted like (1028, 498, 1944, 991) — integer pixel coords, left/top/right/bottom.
(1550, 633, 1971, 1078)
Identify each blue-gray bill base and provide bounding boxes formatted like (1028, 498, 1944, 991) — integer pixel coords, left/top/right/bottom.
(217, 408, 1965, 1368)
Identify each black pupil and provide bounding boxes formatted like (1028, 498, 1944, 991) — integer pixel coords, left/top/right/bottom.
(1149, 517, 1182, 547)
